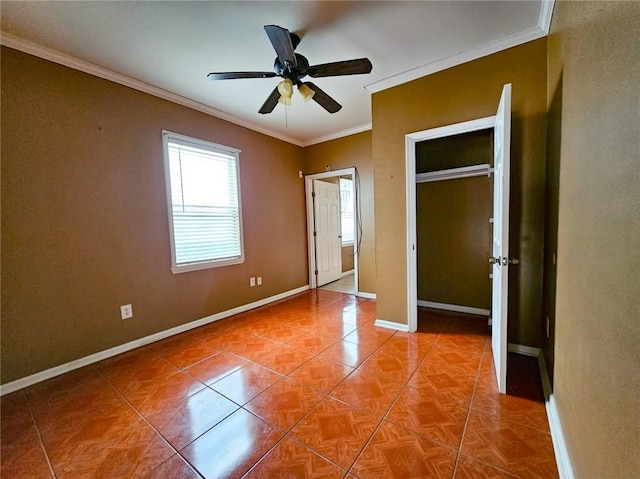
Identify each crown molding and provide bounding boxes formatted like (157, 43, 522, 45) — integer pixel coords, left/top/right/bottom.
(2, 0, 554, 148)
(366, 1, 553, 94)
(303, 123, 372, 147)
(539, 0, 555, 33)
(0, 32, 305, 147)
(366, 25, 546, 94)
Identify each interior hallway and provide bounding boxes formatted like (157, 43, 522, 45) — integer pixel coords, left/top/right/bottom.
(319, 272, 356, 294)
(0, 291, 557, 478)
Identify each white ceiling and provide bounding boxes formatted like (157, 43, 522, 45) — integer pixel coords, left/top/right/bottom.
(0, 1, 551, 146)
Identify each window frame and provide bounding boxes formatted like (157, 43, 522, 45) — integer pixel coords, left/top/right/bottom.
(339, 177, 355, 246)
(162, 131, 245, 274)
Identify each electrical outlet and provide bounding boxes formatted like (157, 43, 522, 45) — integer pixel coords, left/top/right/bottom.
(298, 170, 303, 178)
(250, 277, 256, 287)
(120, 304, 133, 320)
(257, 276, 262, 286)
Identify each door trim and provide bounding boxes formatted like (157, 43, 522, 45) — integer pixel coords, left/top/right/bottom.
(405, 116, 495, 332)
(305, 167, 358, 292)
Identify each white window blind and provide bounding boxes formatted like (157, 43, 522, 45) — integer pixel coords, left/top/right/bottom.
(162, 132, 244, 273)
(340, 178, 354, 245)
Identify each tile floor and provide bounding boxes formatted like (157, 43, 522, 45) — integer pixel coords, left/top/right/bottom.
(319, 273, 356, 294)
(0, 290, 558, 478)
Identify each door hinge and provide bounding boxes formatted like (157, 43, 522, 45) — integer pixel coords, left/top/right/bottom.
(314, 270, 318, 275)
(313, 231, 317, 237)
(312, 191, 316, 197)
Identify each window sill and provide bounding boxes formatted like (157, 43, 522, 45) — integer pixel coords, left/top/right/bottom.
(171, 256, 244, 274)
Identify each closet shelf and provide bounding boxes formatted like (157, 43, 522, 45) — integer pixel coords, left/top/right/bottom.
(416, 163, 492, 183)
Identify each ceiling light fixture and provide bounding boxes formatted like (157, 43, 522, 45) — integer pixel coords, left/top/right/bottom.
(298, 83, 315, 102)
(208, 24, 372, 114)
(277, 78, 293, 105)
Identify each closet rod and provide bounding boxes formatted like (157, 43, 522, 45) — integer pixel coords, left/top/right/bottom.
(416, 163, 492, 183)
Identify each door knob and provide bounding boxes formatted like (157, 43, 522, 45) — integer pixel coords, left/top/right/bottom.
(490, 256, 519, 265)
(499, 257, 520, 265)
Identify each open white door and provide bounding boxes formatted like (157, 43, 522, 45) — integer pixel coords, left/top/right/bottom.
(313, 179, 343, 286)
(491, 84, 512, 394)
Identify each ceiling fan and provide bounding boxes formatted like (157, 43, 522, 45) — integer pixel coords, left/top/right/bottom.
(207, 25, 373, 114)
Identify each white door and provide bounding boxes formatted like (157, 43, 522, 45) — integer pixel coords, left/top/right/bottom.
(313, 179, 342, 286)
(491, 83, 512, 394)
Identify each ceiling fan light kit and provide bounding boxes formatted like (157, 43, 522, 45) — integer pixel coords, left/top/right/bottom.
(207, 24, 372, 114)
(298, 83, 315, 102)
(277, 78, 293, 105)
(278, 93, 292, 107)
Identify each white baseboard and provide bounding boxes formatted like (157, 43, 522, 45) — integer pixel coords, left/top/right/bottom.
(537, 352, 552, 404)
(374, 319, 410, 332)
(0, 285, 309, 396)
(546, 394, 575, 479)
(341, 269, 354, 277)
(417, 300, 490, 317)
(356, 291, 376, 299)
(539, 353, 575, 478)
(508, 342, 542, 357)
(509, 345, 574, 479)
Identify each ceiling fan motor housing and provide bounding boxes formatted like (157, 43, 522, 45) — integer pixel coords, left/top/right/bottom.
(274, 54, 310, 84)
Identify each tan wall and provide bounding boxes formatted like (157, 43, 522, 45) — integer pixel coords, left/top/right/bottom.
(417, 176, 492, 309)
(304, 131, 375, 294)
(1, 47, 308, 384)
(546, 3, 640, 477)
(372, 39, 547, 348)
(342, 245, 354, 273)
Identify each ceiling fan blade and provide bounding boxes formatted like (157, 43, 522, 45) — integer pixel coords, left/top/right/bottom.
(304, 82, 342, 114)
(264, 25, 297, 68)
(207, 71, 277, 80)
(259, 86, 281, 114)
(307, 58, 372, 78)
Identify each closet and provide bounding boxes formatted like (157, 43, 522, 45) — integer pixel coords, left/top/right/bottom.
(416, 129, 493, 315)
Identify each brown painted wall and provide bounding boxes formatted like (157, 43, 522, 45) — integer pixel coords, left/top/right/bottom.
(416, 129, 493, 173)
(1, 47, 307, 384)
(417, 176, 492, 309)
(546, 3, 640, 477)
(341, 245, 354, 273)
(372, 38, 547, 348)
(304, 131, 375, 294)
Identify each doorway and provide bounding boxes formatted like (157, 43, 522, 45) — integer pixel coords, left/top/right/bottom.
(405, 82, 512, 393)
(305, 167, 358, 294)
(416, 129, 494, 318)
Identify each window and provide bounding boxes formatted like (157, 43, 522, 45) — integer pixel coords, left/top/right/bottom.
(340, 177, 354, 245)
(162, 131, 244, 273)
